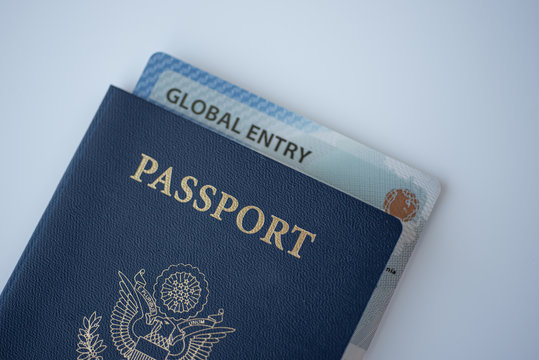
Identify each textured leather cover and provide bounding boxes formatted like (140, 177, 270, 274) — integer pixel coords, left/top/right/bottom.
(0, 87, 402, 360)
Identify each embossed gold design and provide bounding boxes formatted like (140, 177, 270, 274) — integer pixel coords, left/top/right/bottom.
(108, 264, 234, 360)
(130, 153, 318, 260)
(77, 312, 107, 360)
(153, 264, 209, 321)
(160, 271, 202, 314)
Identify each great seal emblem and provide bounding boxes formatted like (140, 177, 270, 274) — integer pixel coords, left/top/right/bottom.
(77, 264, 235, 360)
(153, 264, 209, 320)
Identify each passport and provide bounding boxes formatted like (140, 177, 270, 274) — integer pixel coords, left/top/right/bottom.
(0, 87, 402, 360)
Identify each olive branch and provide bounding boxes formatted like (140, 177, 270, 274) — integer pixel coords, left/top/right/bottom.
(76, 311, 107, 360)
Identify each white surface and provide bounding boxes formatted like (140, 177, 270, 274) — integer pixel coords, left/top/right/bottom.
(1, 1, 538, 359)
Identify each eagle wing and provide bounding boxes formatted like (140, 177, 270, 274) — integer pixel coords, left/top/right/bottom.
(180, 327, 236, 360)
(110, 271, 141, 358)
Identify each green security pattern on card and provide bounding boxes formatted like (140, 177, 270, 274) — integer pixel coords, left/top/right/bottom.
(133, 53, 441, 359)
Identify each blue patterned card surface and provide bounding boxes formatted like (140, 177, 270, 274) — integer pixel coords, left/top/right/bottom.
(133, 53, 441, 357)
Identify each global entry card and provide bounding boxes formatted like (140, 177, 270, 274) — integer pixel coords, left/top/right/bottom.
(134, 53, 441, 358)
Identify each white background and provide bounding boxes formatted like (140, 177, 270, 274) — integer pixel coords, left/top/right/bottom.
(1, 1, 538, 359)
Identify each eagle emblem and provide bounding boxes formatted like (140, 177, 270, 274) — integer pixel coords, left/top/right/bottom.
(109, 264, 235, 360)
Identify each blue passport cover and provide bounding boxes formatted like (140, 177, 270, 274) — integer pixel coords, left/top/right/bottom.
(0, 87, 402, 360)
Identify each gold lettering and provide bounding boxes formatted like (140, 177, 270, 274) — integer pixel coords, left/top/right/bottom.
(287, 225, 316, 259)
(193, 184, 217, 212)
(129, 154, 318, 259)
(210, 192, 239, 220)
(260, 215, 289, 250)
(130, 153, 158, 182)
(174, 176, 198, 203)
(147, 166, 173, 196)
(236, 206, 265, 234)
